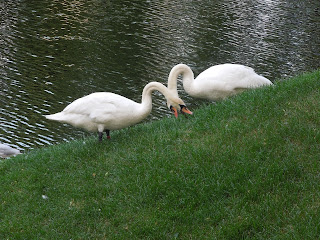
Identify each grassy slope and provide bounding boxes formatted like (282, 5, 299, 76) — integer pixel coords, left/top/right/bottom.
(1, 70, 320, 239)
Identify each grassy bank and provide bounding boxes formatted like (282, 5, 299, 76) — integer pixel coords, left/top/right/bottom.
(1, 70, 320, 239)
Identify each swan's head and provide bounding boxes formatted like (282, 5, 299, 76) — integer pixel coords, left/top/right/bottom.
(167, 98, 193, 118)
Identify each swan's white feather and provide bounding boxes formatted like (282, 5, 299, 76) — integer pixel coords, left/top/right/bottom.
(195, 64, 271, 90)
(45, 92, 143, 132)
(168, 63, 273, 101)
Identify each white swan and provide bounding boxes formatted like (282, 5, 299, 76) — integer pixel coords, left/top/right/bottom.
(167, 64, 273, 101)
(45, 81, 192, 141)
(0, 144, 21, 158)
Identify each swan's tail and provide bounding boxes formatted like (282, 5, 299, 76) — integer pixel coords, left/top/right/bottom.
(44, 112, 65, 121)
(248, 75, 273, 88)
(259, 76, 273, 86)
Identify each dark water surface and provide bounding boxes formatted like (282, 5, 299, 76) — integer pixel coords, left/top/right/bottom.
(1, 0, 319, 151)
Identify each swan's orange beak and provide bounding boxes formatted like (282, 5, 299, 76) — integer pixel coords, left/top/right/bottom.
(171, 107, 179, 118)
(181, 106, 193, 115)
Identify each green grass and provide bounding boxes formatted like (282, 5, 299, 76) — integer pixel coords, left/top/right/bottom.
(1, 69, 320, 239)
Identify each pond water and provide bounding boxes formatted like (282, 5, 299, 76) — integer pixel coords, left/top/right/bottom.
(1, 0, 319, 151)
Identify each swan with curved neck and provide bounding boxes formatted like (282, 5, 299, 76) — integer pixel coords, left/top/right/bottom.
(45, 81, 192, 141)
(167, 63, 273, 101)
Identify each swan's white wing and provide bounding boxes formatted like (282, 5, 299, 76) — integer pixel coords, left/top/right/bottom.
(63, 92, 141, 125)
(196, 64, 271, 90)
(46, 92, 143, 131)
(63, 92, 118, 114)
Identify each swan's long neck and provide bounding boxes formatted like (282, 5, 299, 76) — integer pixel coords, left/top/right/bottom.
(167, 64, 194, 95)
(140, 81, 172, 114)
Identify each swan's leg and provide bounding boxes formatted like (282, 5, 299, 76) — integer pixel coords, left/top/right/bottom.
(98, 132, 103, 142)
(106, 129, 111, 139)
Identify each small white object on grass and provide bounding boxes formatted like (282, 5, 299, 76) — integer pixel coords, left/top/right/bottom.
(42, 195, 49, 200)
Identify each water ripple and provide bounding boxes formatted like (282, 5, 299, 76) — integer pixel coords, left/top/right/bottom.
(0, 0, 319, 150)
